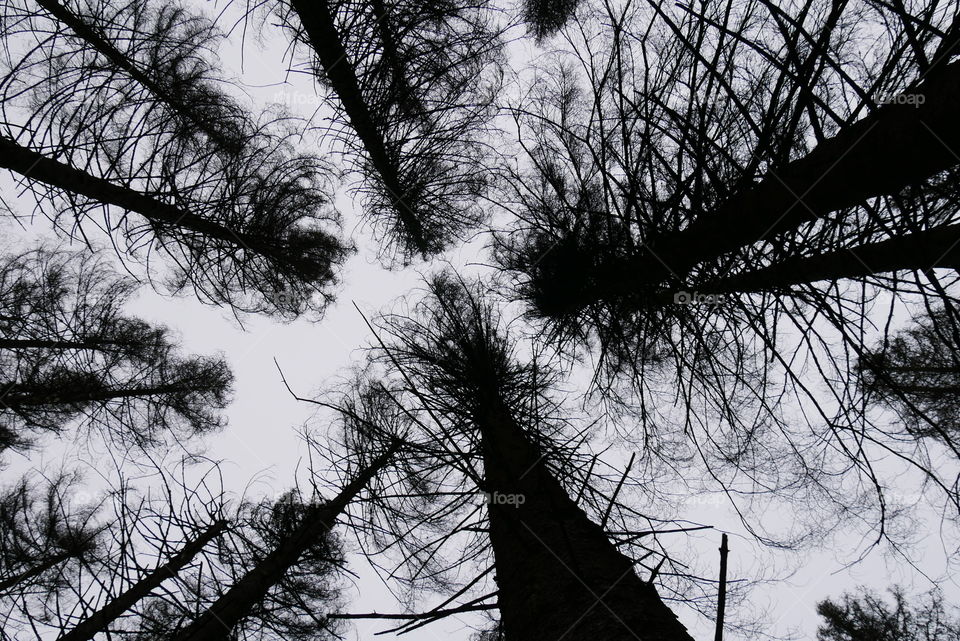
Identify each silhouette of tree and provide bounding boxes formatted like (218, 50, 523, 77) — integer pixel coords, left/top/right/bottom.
(858, 305, 960, 451)
(52, 519, 227, 641)
(491, 0, 960, 553)
(5, 0, 960, 637)
(658, 222, 960, 297)
(496, 2, 960, 324)
(30, 0, 249, 153)
(817, 586, 960, 641)
(0, 247, 232, 452)
(161, 438, 401, 641)
(0, 0, 349, 315)
(268, 0, 503, 261)
(493, 0, 960, 330)
(523, 0, 580, 40)
(0, 457, 230, 641)
(322, 274, 701, 640)
(0, 472, 104, 600)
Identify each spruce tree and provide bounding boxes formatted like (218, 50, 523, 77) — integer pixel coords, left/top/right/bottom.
(0, 247, 232, 451)
(0, 0, 348, 315)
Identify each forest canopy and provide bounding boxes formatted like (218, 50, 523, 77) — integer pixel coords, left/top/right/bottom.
(1, 0, 959, 640)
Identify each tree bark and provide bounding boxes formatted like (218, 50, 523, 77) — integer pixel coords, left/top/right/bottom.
(56, 520, 227, 641)
(591, 61, 960, 300)
(170, 443, 398, 641)
(476, 397, 693, 641)
(288, 0, 428, 252)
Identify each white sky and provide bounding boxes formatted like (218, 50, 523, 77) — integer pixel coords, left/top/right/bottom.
(1, 1, 959, 640)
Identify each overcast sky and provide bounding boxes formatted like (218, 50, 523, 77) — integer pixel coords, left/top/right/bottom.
(2, 1, 959, 639)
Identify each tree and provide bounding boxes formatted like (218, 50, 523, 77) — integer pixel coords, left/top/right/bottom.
(30, 0, 249, 153)
(268, 0, 502, 260)
(165, 439, 400, 641)
(0, 247, 233, 452)
(490, 0, 960, 551)
(523, 0, 581, 40)
(858, 305, 960, 450)
(0, 456, 232, 641)
(817, 586, 960, 641)
(662, 222, 960, 297)
(496, 2, 960, 322)
(55, 519, 227, 641)
(0, 0, 348, 315)
(0, 472, 104, 598)
(492, 0, 960, 346)
(333, 274, 698, 641)
(8, 0, 960, 637)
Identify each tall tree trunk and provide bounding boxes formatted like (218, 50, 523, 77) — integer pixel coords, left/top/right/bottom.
(866, 365, 960, 374)
(0, 338, 128, 351)
(171, 443, 398, 641)
(56, 520, 227, 641)
(690, 222, 960, 295)
(591, 61, 960, 300)
(287, 0, 428, 252)
(33, 0, 240, 151)
(0, 549, 74, 592)
(1, 382, 200, 408)
(476, 397, 693, 641)
(0, 137, 290, 263)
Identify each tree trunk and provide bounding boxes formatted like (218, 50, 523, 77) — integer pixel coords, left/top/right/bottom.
(874, 383, 960, 395)
(864, 365, 960, 375)
(288, 0, 428, 253)
(170, 443, 398, 641)
(594, 61, 960, 298)
(56, 520, 227, 641)
(33, 0, 240, 151)
(0, 549, 74, 592)
(477, 398, 693, 641)
(1, 382, 197, 408)
(714, 534, 728, 641)
(0, 137, 287, 262)
(0, 338, 127, 351)
(691, 222, 960, 295)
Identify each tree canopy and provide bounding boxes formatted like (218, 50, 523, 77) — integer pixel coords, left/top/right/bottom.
(2, 0, 960, 639)
(817, 586, 960, 641)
